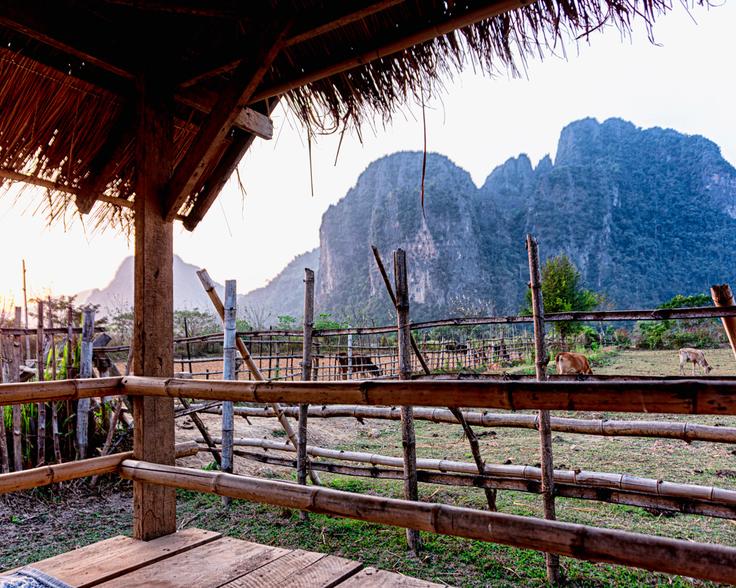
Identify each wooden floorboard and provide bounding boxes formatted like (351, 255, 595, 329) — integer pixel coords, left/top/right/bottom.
(1, 529, 448, 587)
(336, 567, 445, 587)
(96, 537, 289, 588)
(4, 528, 221, 588)
(219, 550, 362, 588)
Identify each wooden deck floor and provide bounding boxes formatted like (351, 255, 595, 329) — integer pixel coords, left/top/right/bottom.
(1, 529, 445, 587)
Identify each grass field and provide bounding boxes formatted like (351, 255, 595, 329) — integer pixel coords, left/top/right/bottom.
(3, 347, 736, 586)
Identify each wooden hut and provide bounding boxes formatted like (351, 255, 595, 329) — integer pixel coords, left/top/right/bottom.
(3, 1, 736, 586)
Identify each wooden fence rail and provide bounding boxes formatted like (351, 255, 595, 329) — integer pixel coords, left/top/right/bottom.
(189, 404, 736, 443)
(121, 376, 736, 415)
(239, 451, 736, 520)
(119, 459, 736, 584)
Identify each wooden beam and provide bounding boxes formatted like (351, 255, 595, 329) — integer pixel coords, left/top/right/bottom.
(182, 100, 276, 231)
(0, 3, 134, 81)
(164, 24, 291, 222)
(120, 376, 736, 415)
(250, 0, 532, 103)
(75, 108, 135, 214)
(177, 0, 404, 88)
(132, 75, 176, 540)
(120, 460, 736, 585)
(176, 90, 274, 139)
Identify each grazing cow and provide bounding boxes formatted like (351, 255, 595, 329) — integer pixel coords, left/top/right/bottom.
(678, 348, 712, 376)
(555, 352, 593, 375)
(336, 352, 382, 379)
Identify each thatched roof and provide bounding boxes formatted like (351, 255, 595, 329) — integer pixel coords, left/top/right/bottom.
(0, 0, 688, 231)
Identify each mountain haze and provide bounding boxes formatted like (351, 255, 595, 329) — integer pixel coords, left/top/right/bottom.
(81, 118, 736, 324)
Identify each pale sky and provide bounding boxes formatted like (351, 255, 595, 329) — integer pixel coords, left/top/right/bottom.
(1, 1, 734, 307)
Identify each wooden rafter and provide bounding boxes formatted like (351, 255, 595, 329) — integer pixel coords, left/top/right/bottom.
(75, 106, 135, 214)
(182, 102, 275, 231)
(250, 0, 530, 103)
(163, 23, 291, 222)
(177, 0, 404, 89)
(0, 2, 134, 81)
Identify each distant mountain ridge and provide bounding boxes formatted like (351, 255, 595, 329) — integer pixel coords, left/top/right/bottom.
(81, 118, 736, 324)
(254, 117, 736, 322)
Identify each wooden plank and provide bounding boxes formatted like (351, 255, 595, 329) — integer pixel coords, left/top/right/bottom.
(337, 567, 443, 587)
(132, 74, 176, 540)
(97, 537, 288, 588)
(10, 529, 220, 587)
(221, 550, 360, 588)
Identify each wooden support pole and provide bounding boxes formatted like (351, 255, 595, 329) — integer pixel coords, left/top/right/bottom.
(132, 75, 176, 540)
(76, 307, 95, 460)
(711, 284, 736, 361)
(196, 269, 320, 484)
(394, 249, 422, 554)
(48, 302, 61, 465)
(298, 269, 315, 491)
(221, 280, 237, 507)
(526, 234, 560, 584)
(120, 460, 736, 585)
(0, 332, 8, 473)
(12, 308, 22, 472)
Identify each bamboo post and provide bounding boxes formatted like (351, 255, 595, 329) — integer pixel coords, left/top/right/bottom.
(196, 268, 320, 484)
(372, 245, 495, 510)
(183, 316, 194, 375)
(394, 249, 422, 554)
(77, 306, 95, 460)
(221, 280, 237, 507)
(298, 268, 316, 495)
(22, 259, 30, 363)
(66, 306, 75, 380)
(36, 300, 46, 466)
(0, 332, 8, 473)
(526, 234, 560, 584)
(711, 284, 736, 361)
(48, 302, 61, 464)
(12, 307, 22, 472)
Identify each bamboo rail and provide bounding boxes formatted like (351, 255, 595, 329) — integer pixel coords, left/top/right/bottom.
(211, 437, 736, 511)
(0, 441, 198, 494)
(238, 452, 736, 520)
(191, 404, 736, 444)
(120, 376, 736, 415)
(0, 378, 122, 406)
(119, 460, 736, 584)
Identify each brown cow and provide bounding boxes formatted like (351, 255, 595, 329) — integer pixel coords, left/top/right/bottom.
(678, 348, 712, 376)
(555, 352, 593, 375)
(336, 352, 382, 379)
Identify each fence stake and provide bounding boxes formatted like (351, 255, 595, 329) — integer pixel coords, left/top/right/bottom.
(12, 307, 22, 471)
(372, 245, 496, 511)
(711, 284, 736, 361)
(394, 248, 422, 555)
(77, 306, 95, 460)
(36, 300, 46, 466)
(196, 269, 320, 485)
(298, 269, 316, 520)
(526, 234, 561, 584)
(222, 280, 237, 507)
(47, 300, 61, 464)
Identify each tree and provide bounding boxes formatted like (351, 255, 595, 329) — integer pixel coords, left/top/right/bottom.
(522, 255, 600, 341)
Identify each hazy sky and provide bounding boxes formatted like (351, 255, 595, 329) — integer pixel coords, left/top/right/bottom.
(1, 2, 734, 307)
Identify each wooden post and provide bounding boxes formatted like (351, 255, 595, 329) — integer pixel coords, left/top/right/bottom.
(47, 300, 61, 464)
(132, 75, 176, 540)
(66, 306, 76, 380)
(77, 306, 95, 460)
(526, 234, 560, 584)
(394, 249, 422, 554)
(222, 280, 237, 507)
(298, 269, 315, 491)
(196, 269, 320, 484)
(22, 259, 31, 362)
(0, 331, 8, 473)
(711, 284, 736, 361)
(12, 307, 22, 472)
(36, 300, 45, 466)
(371, 245, 495, 510)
